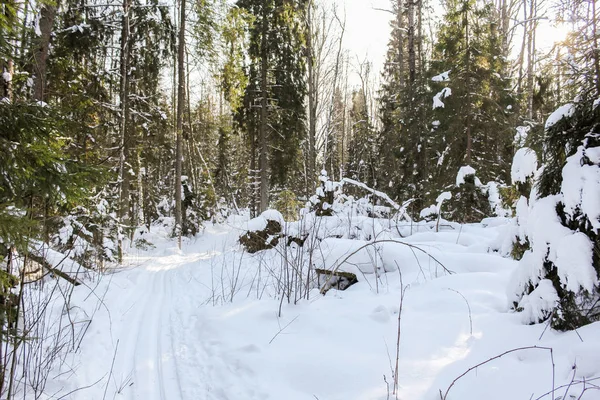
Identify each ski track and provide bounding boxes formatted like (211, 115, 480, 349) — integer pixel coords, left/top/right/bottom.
(131, 267, 167, 400)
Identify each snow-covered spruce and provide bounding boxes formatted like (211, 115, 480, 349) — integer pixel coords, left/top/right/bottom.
(509, 98, 600, 330)
(441, 166, 493, 223)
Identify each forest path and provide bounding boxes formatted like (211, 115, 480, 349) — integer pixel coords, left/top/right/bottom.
(55, 222, 597, 400)
(106, 242, 263, 400)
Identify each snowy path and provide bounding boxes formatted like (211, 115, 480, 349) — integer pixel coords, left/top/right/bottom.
(48, 224, 600, 400)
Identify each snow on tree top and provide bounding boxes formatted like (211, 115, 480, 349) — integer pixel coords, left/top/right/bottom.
(432, 70, 451, 82)
(511, 147, 538, 184)
(456, 166, 476, 186)
(545, 103, 575, 130)
(433, 88, 451, 109)
(436, 191, 451, 203)
(244, 210, 285, 232)
(561, 145, 600, 232)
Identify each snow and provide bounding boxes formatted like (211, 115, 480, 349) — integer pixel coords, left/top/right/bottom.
(456, 165, 477, 186)
(432, 69, 451, 82)
(555, 232, 596, 293)
(22, 214, 600, 400)
(511, 147, 538, 184)
(486, 181, 510, 217)
(545, 103, 575, 130)
(433, 87, 452, 109)
(2, 71, 11, 83)
(514, 125, 530, 147)
(245, 209, 285, 231)
(516, 279, 559, 324)
(561, 145, 600, 231)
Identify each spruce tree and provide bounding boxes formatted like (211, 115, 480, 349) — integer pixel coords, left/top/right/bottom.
(431, 0, 516, 188)
(236, 0, 307, 213)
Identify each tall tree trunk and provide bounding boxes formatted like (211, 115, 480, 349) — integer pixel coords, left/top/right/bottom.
(175, 0, 186, 247)
(306, 0, 317, 195)
(33, 1, 59, 101)
(516, 0, 527, 96)
(258, 6, 269, 214)
(526, 0, 536, 120)
(464, 1, 472, 164)
(118, 0, 131, 262)
(396, 0, 405, 89)
(592, 0, 600, 97)
(407, 0, 416, 83)
(325, 8, 345, 176)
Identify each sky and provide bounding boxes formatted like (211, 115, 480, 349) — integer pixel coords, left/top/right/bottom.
(333, 0, 567, 90)
(338, 0, 392, 86)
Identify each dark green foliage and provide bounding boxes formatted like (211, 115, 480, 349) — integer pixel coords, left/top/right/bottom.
(347, 90, 378, 189)
(236, 0, 307, 195)
(538, 97, 599, 197)
(431, 0, 516, 185)
(513, 97, 600, 331)
(0, 102, 104, 252)
(442, 173, 492, 223)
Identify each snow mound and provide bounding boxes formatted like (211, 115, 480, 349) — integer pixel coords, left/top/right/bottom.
(545, 103, 575, 130)
(511, 148, 538, 184)
(246, 209, 285, 231)
(456, 165, 477, 186)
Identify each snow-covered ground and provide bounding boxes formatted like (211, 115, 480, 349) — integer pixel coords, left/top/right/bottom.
(40, 218, 600, 400)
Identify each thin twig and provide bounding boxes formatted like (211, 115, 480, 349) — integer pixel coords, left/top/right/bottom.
(269, 315, 299, 344)
(440, 346, 554, 400)
(447, 289, 473, 336)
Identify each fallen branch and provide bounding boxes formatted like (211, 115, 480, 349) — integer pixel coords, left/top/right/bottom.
(28, 253, 82, 286)
(340, 178, 413, 222)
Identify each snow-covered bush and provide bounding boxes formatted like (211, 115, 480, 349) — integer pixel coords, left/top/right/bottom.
(442, 166, 492, 223)
(509, 98, 600, 330)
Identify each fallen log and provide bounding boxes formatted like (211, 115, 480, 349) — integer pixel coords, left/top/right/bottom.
(315, 268, 358, 294)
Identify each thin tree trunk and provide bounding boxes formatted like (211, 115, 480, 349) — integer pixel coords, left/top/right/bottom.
(464, 3, 472, 164)
(117, 0, 131, 262)
(175, 0, 186, 247)
(592, 0, 600, 97)
(258, 6, 269, 214)
(306, 0, 317, 194)
(397, 0, 405, 89)
(526, 0, 536, 120)
(516, 0, 528, 96)
(407, 0, 416, 83)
